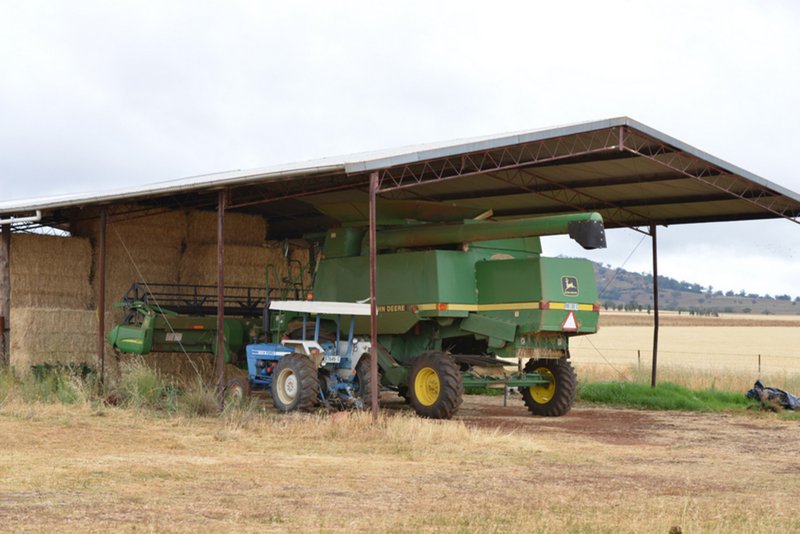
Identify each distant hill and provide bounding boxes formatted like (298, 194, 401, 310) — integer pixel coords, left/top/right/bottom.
(585, 260, 800, 316)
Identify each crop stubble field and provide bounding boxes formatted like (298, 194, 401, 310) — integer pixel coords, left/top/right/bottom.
(1, 313, 799, 532)
(571, 312, 800, 382)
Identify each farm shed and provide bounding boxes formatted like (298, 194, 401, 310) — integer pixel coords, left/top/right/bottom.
(1, 117, 799, 413)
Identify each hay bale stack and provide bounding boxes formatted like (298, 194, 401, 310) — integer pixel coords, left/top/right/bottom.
(105, 207, 187, 294)
(179, 243, 280, 287)
(9, 307, 97, 372)
(141, 353, 216, 385)
(73, 205, 188, 312)
(187, 210, 267, 246)
(9, 234, 94, 309)
(255, 240, 313, 291)
(179, 241, 312, 290)
(180, 244, 281, 287)
(108, 351, 215, 385)
(70, 205, 189, 368)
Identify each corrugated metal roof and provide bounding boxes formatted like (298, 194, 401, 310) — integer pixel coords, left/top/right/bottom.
(0, 120, 602, 214)
(1, 116, 799, 232)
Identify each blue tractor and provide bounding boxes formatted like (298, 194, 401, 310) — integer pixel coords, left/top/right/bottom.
(245, 300, 376, 412)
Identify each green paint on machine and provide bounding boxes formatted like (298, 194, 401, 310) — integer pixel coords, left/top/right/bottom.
(310, 212, 606, 417)
(107, 210, 606, 419)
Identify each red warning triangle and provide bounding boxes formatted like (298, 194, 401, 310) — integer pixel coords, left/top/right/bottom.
(562, 311, 578, 331)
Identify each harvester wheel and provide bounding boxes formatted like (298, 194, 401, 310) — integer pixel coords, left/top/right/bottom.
(271, 353, 320, 412)
(408, 352, 464, 419)
(520, 358, 577, 417)
(354, 356, 380, 405)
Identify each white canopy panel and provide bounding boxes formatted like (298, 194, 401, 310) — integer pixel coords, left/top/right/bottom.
(269, 300, 371, 316)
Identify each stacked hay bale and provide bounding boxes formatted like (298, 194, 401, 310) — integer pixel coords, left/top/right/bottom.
(72, 204, 188, 336)
(181, 209, 269, 285)
(72, 205, 189, 377)
(9, 234, 94, 308)
(180, 210, 312, 292)
(113, 350, 217, 388)
(180, 242, 312, 292)
(186, 210, 268, 247)
(9, 234, 96, 371)
(140, 210, 267, 381)
(9, 204, 314, 379)
(10, 308, 97, 370)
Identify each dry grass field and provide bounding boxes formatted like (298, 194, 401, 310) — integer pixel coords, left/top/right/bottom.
(571, 312, 800, 392)
(2, 312, 799, 532)
(1, 394, 800, 533)
(599, 310, 800, 327)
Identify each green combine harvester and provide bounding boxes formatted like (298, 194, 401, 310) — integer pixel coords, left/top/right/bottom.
(108, 210, 606, 419)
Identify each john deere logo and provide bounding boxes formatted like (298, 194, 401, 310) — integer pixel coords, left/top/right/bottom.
(561, 276, 579, 296)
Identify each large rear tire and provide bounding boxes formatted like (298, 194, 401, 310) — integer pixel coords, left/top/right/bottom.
(520, 358, 577, 417)
(271, 353, 320, 412)
(408, 352, 463, 419)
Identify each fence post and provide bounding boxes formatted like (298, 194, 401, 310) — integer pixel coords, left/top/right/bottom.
(637, 349, 641, 371)
(758, 354, 761, 376)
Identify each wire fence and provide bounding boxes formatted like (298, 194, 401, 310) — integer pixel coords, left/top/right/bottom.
(571, 346, 800, 376)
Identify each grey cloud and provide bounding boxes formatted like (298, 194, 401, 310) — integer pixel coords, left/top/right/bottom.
(1, 0, 798, 296)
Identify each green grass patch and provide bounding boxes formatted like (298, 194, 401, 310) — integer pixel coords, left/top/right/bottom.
(0, 367, 16, 404)
(179, 378, 220, 417)
(116, 359, 178, 412)
(578, 381, 754, 412)
(14, 366, 95, 405)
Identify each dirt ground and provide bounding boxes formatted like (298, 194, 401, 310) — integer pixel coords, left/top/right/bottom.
(1, 392, 799, 533)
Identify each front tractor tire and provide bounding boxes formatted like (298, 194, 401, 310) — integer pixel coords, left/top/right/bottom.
(271, 353, 320, 412)
(354, 356, 380, 406)
(408, 352, 464, 419)
(520, 358, 577, 417)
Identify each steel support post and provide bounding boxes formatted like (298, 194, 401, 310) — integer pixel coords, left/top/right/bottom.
(216, 190, 227, 404)
(650, 223, 659, 388)
(368, 171, 379, 423)
(0, 225, 10, 366)
(97, 208, 107, 387)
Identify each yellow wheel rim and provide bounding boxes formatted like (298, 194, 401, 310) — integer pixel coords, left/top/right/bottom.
(414, 367, 440, 407)
(529, 367, 556, 404)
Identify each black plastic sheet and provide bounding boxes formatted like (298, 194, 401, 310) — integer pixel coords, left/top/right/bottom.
(746, 380, 800, 410)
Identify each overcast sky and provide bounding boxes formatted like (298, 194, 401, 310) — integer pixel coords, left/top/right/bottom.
(1, 0, 798, 297)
